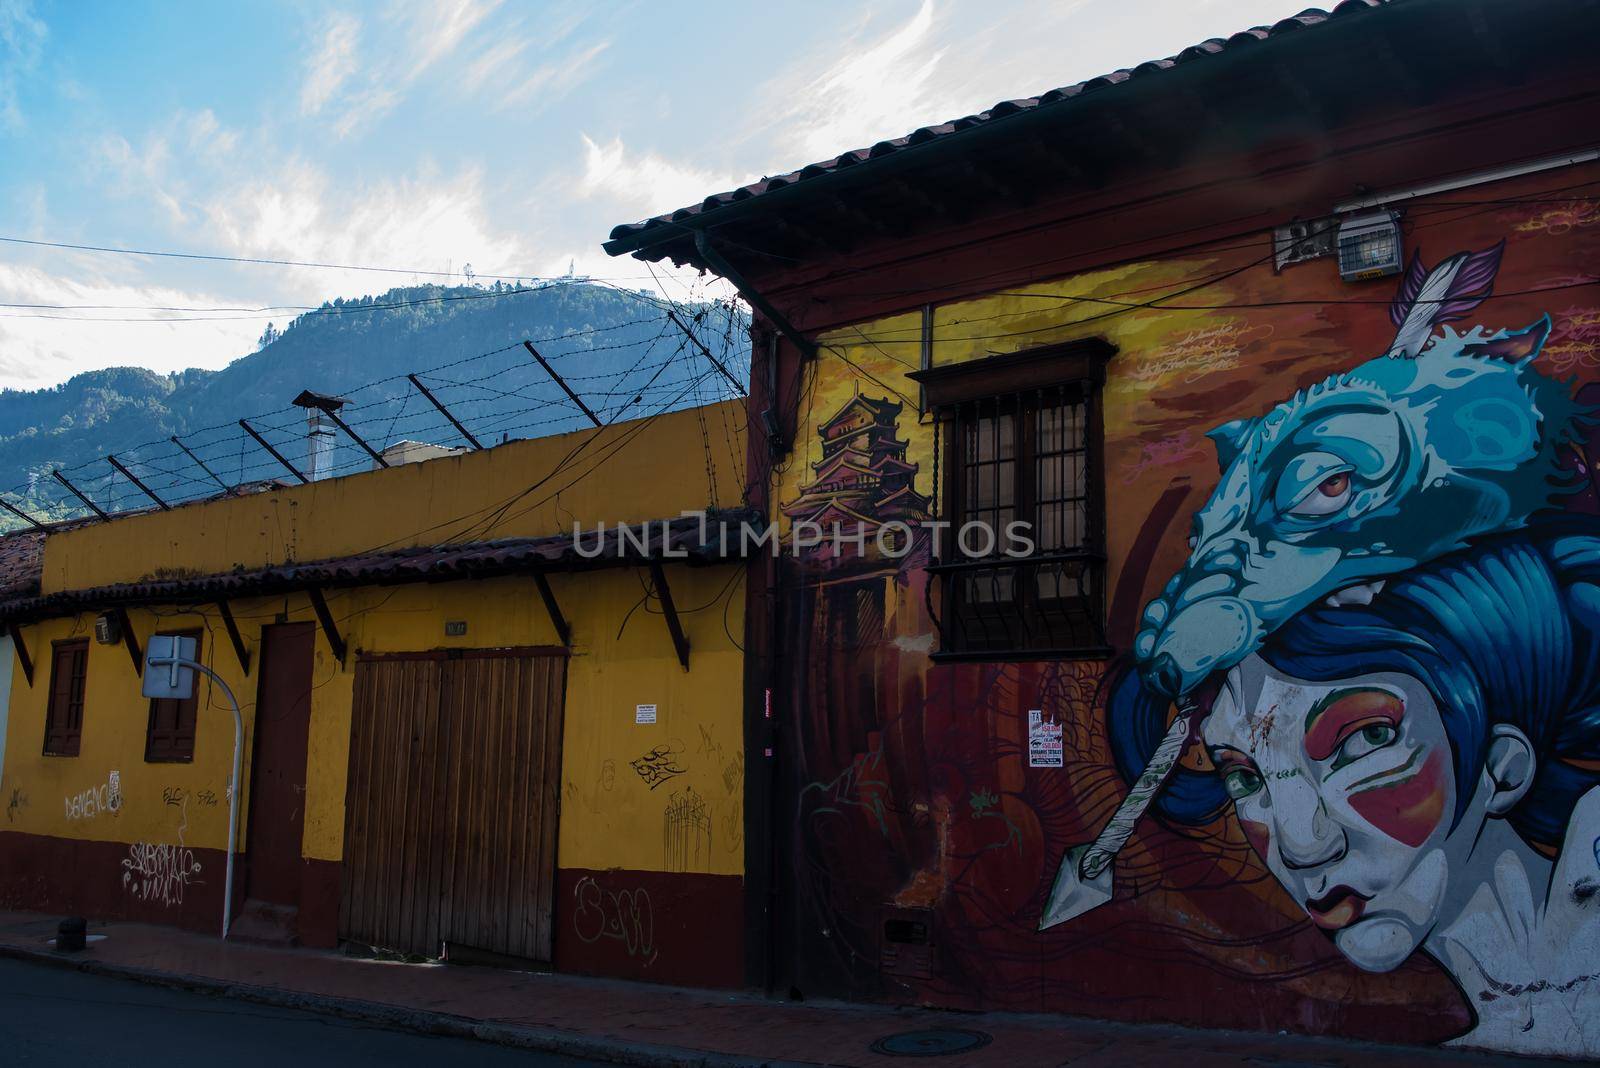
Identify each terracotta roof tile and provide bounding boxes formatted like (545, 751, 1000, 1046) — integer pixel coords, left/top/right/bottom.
(0, 510, 761, 624)
(607, 2, 1386, 248)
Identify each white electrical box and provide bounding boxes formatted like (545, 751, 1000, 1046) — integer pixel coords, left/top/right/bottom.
(143, 635, 199, 700)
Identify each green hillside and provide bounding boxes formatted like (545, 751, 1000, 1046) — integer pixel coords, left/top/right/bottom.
(0, 282, 748, 528)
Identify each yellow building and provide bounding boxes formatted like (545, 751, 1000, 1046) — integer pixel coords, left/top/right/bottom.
(0, 400, 751, 988)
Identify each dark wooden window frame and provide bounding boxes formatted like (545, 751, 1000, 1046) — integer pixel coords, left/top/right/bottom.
(145, 628, 203, 763)
(909, 336, 1115, 661)
(43, 637, 90, 757)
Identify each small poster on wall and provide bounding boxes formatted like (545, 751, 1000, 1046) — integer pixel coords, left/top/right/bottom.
(635, 703, 658, 725)
(1028, 709, 1062, 768)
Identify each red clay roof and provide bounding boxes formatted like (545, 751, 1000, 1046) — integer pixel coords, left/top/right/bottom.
(0, 530, 44, 602)
(0, 510, 759, 625)
(605, 1, 1386, 253)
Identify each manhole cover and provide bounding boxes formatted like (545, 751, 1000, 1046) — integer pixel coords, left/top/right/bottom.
(870, 1029, 993, 1057)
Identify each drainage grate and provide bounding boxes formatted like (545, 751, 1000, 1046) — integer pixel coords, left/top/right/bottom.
(870, 1029, 993, 1058)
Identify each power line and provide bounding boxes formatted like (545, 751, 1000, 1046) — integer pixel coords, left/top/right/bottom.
(0, 277, 619, 323)
(0, 233, 660, 285)
(845, 276, 1600, 345)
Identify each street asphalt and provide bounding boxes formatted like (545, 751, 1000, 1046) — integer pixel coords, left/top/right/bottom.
(0, 957, 608, 1066)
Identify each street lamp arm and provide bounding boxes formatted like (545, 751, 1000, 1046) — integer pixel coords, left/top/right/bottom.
(170, 657, 244, 941)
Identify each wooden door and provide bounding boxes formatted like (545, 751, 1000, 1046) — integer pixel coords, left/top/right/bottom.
(339, 648, 567, 960)
(246, 622, 315, 906)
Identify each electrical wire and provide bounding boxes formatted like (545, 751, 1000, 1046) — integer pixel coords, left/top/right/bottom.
(0, 233, 664, 285)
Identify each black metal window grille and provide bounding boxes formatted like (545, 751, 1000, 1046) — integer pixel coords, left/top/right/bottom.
(931, 383, 1108, 660)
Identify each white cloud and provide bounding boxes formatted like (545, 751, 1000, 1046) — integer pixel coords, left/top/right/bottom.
(184, 108, 238, 158)
(409, 0, 502, 75)
(331, 85, 401, 139)
(501, 40, 610, 111)
(0, 0, 47, 130)
(0, 263, 266, 387)
(299, 12, 361, 116)
(305, 0, 504, 137)
(96, 131, 186, 224)
(756, 0, 948, 167)
(459, 35, 532, 94)
(6, 100, 535, 388)
(198, 158, 530, 297)
(578, 134, 744, 219)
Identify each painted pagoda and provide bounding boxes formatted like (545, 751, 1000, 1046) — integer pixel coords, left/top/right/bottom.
(781, 392, 931, 559)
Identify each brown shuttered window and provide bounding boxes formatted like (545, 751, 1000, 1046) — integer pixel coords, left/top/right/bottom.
(44, 639, 89, 756)
(145, 629, 202, 762)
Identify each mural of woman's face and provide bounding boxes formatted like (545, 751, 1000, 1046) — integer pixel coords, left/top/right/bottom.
(1202, 657, 1481, 972)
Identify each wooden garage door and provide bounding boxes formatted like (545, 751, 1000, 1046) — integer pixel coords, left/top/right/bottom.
(339, 647, 567, 960)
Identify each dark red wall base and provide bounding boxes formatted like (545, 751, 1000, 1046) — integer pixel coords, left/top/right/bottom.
(0, 832, 741, 984)
(0, 829, 230, 936)
(555, 867, 743, 988)
(0, 831, 341, 948)
(296, 858, 341, 948)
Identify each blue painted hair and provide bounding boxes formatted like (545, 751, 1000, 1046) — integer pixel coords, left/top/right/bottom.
(1108, 520, 1600, 846)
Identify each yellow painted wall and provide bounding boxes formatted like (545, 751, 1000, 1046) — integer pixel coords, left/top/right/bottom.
(39, 398, 747, 594)
(1, 561, 745, 878)
(773, 258, 1249, 597)
(3, 400, 747, 883)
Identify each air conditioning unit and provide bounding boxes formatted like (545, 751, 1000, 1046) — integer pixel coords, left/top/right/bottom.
(1272, 216, 1337, 272)
(94, 611, 122, 645)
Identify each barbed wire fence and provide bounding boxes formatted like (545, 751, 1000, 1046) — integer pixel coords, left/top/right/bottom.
(0, 282, 751, 532)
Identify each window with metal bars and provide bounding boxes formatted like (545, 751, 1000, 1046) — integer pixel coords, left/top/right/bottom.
(910, 337, 1114, 661)
(44, 638, 89, 756)
(145, 629, 202, 762)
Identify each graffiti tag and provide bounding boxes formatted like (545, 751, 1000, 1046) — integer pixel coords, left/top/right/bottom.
(663, 788, 712, 873)
(696, 724, 724, 766)
(6, 788, 26, 822)
(1123, 323, 1270, 387)
(1546, 307, 1600, 376)
(163, 786, 219, 808)
(1514, 204, 1600, 236)
(64, 772, 122, 821)
(121, 841, 202, 907)
(801, 748, 891, 836)
(630, 745, 686, 791)
(1120, 430, 1206, 484)
(572, 876, 657, 963)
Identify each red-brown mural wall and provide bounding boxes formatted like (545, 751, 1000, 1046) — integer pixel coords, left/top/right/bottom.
(771, 168, 1600, 1057)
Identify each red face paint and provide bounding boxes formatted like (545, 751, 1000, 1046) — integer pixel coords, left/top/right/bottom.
(1304, 689, 1404, 761)
(1238, 817, 1271, 858)
(1348, 749, 1448, 847)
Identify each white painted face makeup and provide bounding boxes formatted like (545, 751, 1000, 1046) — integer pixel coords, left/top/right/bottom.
(1203, 655, 1481, 972)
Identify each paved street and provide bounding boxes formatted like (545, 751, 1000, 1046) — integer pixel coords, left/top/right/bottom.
(0, 959, 605, 1067)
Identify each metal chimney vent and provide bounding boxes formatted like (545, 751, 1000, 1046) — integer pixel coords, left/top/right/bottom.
(291, 390, 349, 482)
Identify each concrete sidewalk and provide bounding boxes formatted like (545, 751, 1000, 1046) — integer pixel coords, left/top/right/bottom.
(0, 911, 1543, 1067)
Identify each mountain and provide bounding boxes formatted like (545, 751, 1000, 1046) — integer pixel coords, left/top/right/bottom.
(0, 282, 748, 529)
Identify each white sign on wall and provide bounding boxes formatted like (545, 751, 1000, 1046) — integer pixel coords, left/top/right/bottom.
(635, 703, 658, 725)
(1028, 709, 1063, 768)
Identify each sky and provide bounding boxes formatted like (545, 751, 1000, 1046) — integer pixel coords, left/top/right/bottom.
(0, 0, 1314, 391)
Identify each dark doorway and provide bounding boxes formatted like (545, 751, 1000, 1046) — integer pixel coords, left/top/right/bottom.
(245, 622, 315, 910)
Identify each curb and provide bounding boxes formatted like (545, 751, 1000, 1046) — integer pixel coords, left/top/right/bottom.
(0, 941, 820, 1068)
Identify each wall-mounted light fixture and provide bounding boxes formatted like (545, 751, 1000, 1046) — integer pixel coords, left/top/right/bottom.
(1336, 210, 1403, 282)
